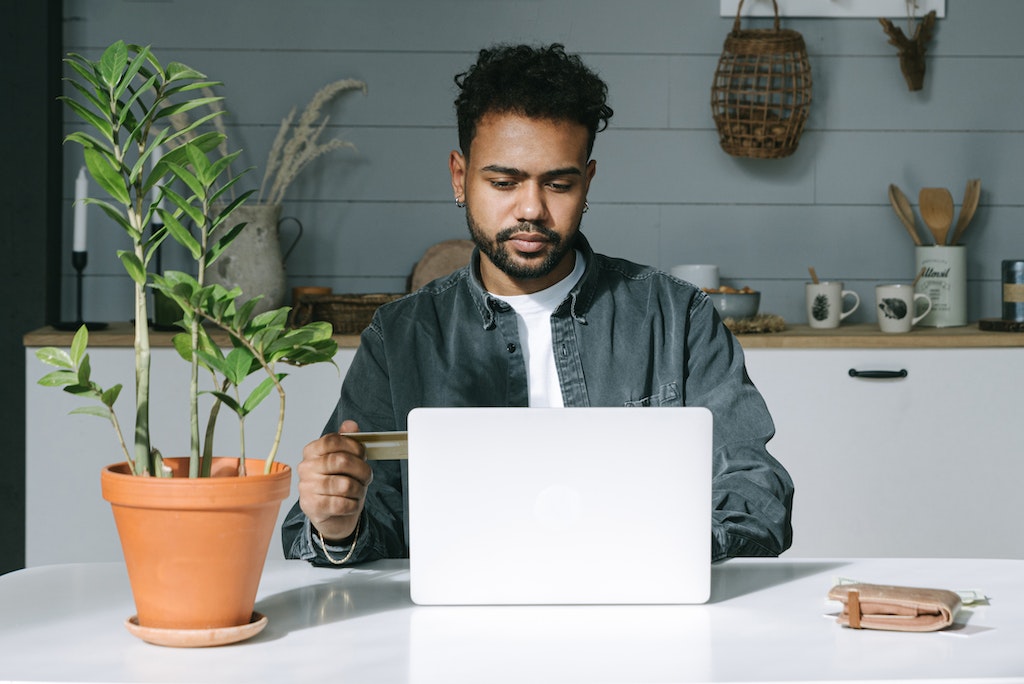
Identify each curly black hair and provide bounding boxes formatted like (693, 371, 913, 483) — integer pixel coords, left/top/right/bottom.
(453, 43, 614, 158)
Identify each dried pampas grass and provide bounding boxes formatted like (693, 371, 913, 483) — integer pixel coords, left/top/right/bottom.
(259, 78, 367, 205)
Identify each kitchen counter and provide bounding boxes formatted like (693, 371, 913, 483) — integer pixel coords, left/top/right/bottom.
(24, 322, 1024, 350)
(23, 323, 363, 349)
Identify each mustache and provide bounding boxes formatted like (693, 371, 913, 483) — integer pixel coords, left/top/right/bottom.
(495, 223, 561, 243)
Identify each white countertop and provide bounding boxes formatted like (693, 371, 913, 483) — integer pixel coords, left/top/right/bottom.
(1, 557, 1022, 683)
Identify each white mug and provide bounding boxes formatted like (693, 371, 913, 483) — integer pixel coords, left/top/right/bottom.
(806, 281, 860, 329)
(876, 284, 932, 333)
(670, 264, 719, 291)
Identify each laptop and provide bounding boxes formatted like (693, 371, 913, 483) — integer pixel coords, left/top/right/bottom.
(407, 406, 712, 605)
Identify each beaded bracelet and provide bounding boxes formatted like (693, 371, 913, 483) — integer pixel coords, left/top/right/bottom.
(316, 516, 361, 565)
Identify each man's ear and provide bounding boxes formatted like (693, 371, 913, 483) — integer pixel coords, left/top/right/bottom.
(584, 158, 597, 192)
(449, 150, 467, 201)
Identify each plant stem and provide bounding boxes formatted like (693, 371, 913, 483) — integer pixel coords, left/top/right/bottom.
(201, 376, 228, 478)
(201, 315, 287, 473)
(132, 240, 152, 476)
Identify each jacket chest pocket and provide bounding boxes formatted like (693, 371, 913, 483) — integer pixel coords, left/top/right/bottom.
(624, 382, 680, 407)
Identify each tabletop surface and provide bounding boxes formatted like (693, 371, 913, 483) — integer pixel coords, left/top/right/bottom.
(1, 557, 1022, 684)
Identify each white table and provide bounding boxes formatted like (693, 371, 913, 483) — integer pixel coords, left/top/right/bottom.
(1, 558, 1021, 683)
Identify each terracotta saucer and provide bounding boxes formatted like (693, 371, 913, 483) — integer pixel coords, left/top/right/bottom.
(124, 611, 268, 647)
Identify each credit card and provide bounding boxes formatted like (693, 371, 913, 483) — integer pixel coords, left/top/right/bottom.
(343, 431, 408, 460)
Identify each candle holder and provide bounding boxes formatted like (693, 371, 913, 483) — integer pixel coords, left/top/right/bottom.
(54, 250, 109, 331)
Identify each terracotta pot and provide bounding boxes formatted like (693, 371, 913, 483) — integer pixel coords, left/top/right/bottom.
(100, 458, 291, 631)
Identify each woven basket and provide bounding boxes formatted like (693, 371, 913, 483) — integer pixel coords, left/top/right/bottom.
(289, 293, 404, 335)
(711, 0, 812, 159)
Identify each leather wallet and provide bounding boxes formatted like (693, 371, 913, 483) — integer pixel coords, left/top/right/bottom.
(828, 583, 962, 632)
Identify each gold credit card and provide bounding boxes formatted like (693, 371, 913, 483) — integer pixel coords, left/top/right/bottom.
(343, 431, 408, 460)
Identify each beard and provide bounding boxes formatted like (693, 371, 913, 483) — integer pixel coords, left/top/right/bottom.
(465, 210, 576, 281)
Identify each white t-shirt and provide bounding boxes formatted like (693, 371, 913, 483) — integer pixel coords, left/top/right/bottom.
(489, 250, 586, 407)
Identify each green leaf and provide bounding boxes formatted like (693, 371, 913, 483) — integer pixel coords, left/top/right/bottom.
(117, 250, 147, 285)
(232, 297, 261, 331)
(242, 375, 282, 414)
(209, 178, 255, 209)
(252, 308, 290, 330)
(112, 46, 151, 103)
(90, 199, 136, 239)
(164, 79, 222, 98)
(35, 347, 73, 369)
(160, 209, 202, 260)
(97, 40, 128, 90)
(70, 325, 88, 366)
(70, 405, 114, 420)
(101, 384, 122, 408)
(116, 73, 157, 133)
(64, 383, 102, 400)
(62, 131, 114, 157)
(143, 225, 168, 266)
(165, 61, 208, 82)
(163, 130, 224, 156)
(164, 159, 205, 205)
(171, 332, 194, 362)
(83, 147, 130, 205)
(62, 98, 113, 143)
(37, 369, 78, 387)
(225, 347, 256, 385)
(154, 96, 224, 124)
(205, 221, 247, 267)
(77, 354, 92, 385)
(63, 80, 107, 121)
(207, 391, 242, 415)
(63, 55, 103, 91)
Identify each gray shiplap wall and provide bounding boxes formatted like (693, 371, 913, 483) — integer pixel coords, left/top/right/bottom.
(60, 0, 1024, 325)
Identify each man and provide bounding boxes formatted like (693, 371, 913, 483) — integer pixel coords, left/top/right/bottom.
(282, 43, 793, 565)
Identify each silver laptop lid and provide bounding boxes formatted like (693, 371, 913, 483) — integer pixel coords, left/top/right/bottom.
(408, 406, 712, 605)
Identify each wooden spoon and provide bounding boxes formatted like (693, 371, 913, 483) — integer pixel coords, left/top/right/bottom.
(918, 188, 955, 245)
(949, 178, 981, 246)
(888, 184, 922, 246)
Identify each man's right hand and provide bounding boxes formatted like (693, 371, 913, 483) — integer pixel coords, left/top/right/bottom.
(297, 419, 374, 543)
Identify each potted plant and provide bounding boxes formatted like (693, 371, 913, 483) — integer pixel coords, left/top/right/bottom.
(35, 40, 337, 645)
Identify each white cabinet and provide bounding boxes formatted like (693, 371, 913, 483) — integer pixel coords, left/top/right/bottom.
(24, 344, 356, 567)
(743, 347, 1024, 559)
(26, 326, 1024, 565)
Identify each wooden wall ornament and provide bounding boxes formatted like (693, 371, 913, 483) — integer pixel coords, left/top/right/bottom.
(879, 9, 937, 91)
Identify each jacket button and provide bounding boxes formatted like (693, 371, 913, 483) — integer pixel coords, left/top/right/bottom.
(507, 343, 517, 353)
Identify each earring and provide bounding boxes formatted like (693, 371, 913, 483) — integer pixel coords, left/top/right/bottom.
(583, 201, 590, 214)
(455, 197, 466, 208)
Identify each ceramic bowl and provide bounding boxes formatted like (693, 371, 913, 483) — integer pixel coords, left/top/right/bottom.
(707, 292, 760, 320)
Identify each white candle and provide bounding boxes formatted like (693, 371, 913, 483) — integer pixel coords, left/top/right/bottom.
(73, 166, 88, 252)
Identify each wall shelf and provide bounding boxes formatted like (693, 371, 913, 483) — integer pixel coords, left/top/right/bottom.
(720, 0, 945, 18)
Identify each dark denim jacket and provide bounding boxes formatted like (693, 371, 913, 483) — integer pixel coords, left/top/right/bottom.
(282, 234, 794, 564)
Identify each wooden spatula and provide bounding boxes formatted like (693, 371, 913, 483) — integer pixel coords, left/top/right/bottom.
(889, 184, 922, 246)
(919, 188, 954, 245)
(949, 179, 981, 246)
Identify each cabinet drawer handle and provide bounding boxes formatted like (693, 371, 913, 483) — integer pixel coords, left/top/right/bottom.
(848, 368, 908, 379)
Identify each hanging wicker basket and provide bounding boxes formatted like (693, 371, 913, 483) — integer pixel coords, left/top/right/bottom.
(711, 0, 812, 159)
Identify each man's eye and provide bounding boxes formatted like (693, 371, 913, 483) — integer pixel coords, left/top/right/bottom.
(490, 180, 515, 189)
(548, 182, 572, 192)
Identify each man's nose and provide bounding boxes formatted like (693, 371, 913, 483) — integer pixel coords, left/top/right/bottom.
(515, 183, 547, 224)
